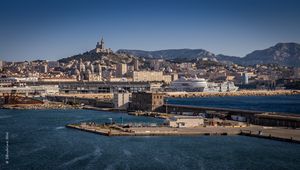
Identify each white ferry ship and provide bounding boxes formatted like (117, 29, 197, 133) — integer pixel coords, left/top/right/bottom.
(168, 77, 238, 92)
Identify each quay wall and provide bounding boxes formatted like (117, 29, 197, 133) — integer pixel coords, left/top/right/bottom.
(46, 95, 113, 108)
(240, 131, 300, 144)
(164, 104, 300, 128)
(66, 124, 300, 144)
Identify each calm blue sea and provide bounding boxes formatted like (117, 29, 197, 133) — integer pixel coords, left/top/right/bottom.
(0, 96, 300, 170)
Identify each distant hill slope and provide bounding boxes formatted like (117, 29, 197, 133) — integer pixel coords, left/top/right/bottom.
(117, 49, 216, 59)
(58, 52, 103, 63)
(215, 54, 241, 64)
(217, 43, 300, 67)
(58, 42, 300, 67)
(58, 52, 134, 64)
(118, 43, 300, 67)
(240, 43, 300, 66)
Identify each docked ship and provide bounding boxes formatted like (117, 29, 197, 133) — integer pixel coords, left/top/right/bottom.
(167, 77, 239, 92)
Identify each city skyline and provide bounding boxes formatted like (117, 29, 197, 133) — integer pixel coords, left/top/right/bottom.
(1, 0, 300, 61)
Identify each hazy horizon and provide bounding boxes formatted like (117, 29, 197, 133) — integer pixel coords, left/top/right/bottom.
(1, 0, 300, 61)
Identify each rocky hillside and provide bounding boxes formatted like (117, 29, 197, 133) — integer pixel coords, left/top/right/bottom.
(240, 43, 300, 67)
(58, 52, 134, 64)
(117, 49, 216, 60)
(213, 43, 300, 67)
(215, 54, 241, 65)
(59, 42, 300, 67)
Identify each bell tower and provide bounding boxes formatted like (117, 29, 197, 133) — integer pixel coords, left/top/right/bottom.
(95, 35, 111, 54)
(100, 37, 105, 49)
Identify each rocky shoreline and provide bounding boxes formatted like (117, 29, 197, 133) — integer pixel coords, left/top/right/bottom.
(0, 102, 82, 110)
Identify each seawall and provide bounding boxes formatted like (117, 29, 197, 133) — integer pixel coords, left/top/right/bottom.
(166, 90, 300, 98)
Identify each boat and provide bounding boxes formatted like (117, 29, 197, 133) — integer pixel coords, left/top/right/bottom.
(168, 77, 207, 92)
(167, 77, 238, 92)
(204, 81, 239, 92)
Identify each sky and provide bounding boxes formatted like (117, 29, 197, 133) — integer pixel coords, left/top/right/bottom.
(0, 0, 300, 61)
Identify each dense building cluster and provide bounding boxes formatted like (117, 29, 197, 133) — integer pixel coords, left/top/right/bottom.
(0, 37, 300, 90)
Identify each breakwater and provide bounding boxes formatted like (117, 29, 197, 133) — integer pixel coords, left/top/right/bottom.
(1, 102, 81, 110)
(66, 123, 242, 137)
(66, 123, 300, 143)
(166, 90, 300, 98)
(240, 130, 300, 144)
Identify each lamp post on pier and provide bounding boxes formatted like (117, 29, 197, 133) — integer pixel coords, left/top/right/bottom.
(165, 98, 168, 114)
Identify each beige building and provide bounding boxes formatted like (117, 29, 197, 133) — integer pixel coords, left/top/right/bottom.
(132, 71, 173, 83)
(163, 74, 172, 84)
(132, 71, 163, 82)
(116, 63, 127, 78)
(113, 93, 130, 110)
(0, 60, 3, 70)
(39, 78, 77, 82)
(167, 116, 204, 128)
(226, 75, 235, 81)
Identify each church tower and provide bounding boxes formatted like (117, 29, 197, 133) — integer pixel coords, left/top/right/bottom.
(96, 37, 105, 53)
(95, 35, 112, 54)
(100, 37, 104, 49)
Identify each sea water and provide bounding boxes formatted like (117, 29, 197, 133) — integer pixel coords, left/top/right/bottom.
(0, 96, 300, 169)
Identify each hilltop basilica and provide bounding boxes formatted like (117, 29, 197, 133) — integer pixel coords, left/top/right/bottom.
(73, 36, 113, 81)
(91, 37, 113, 54)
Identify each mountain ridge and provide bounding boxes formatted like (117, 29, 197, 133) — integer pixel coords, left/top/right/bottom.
(58, 42, 300, 67)
(117, 42, 300, 67)
(117, 48, 215, 59)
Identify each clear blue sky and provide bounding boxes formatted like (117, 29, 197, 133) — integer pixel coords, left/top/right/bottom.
(0, 0, 300, 61)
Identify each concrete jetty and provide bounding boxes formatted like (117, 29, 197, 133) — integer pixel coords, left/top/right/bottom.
(240, 128, 300, 144)
(66, 123, 300, 143)
(164, 104, 300, 128)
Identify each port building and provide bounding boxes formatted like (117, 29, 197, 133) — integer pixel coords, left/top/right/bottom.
(167, 116, 204, 128)
(130, 92, 165, 111)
